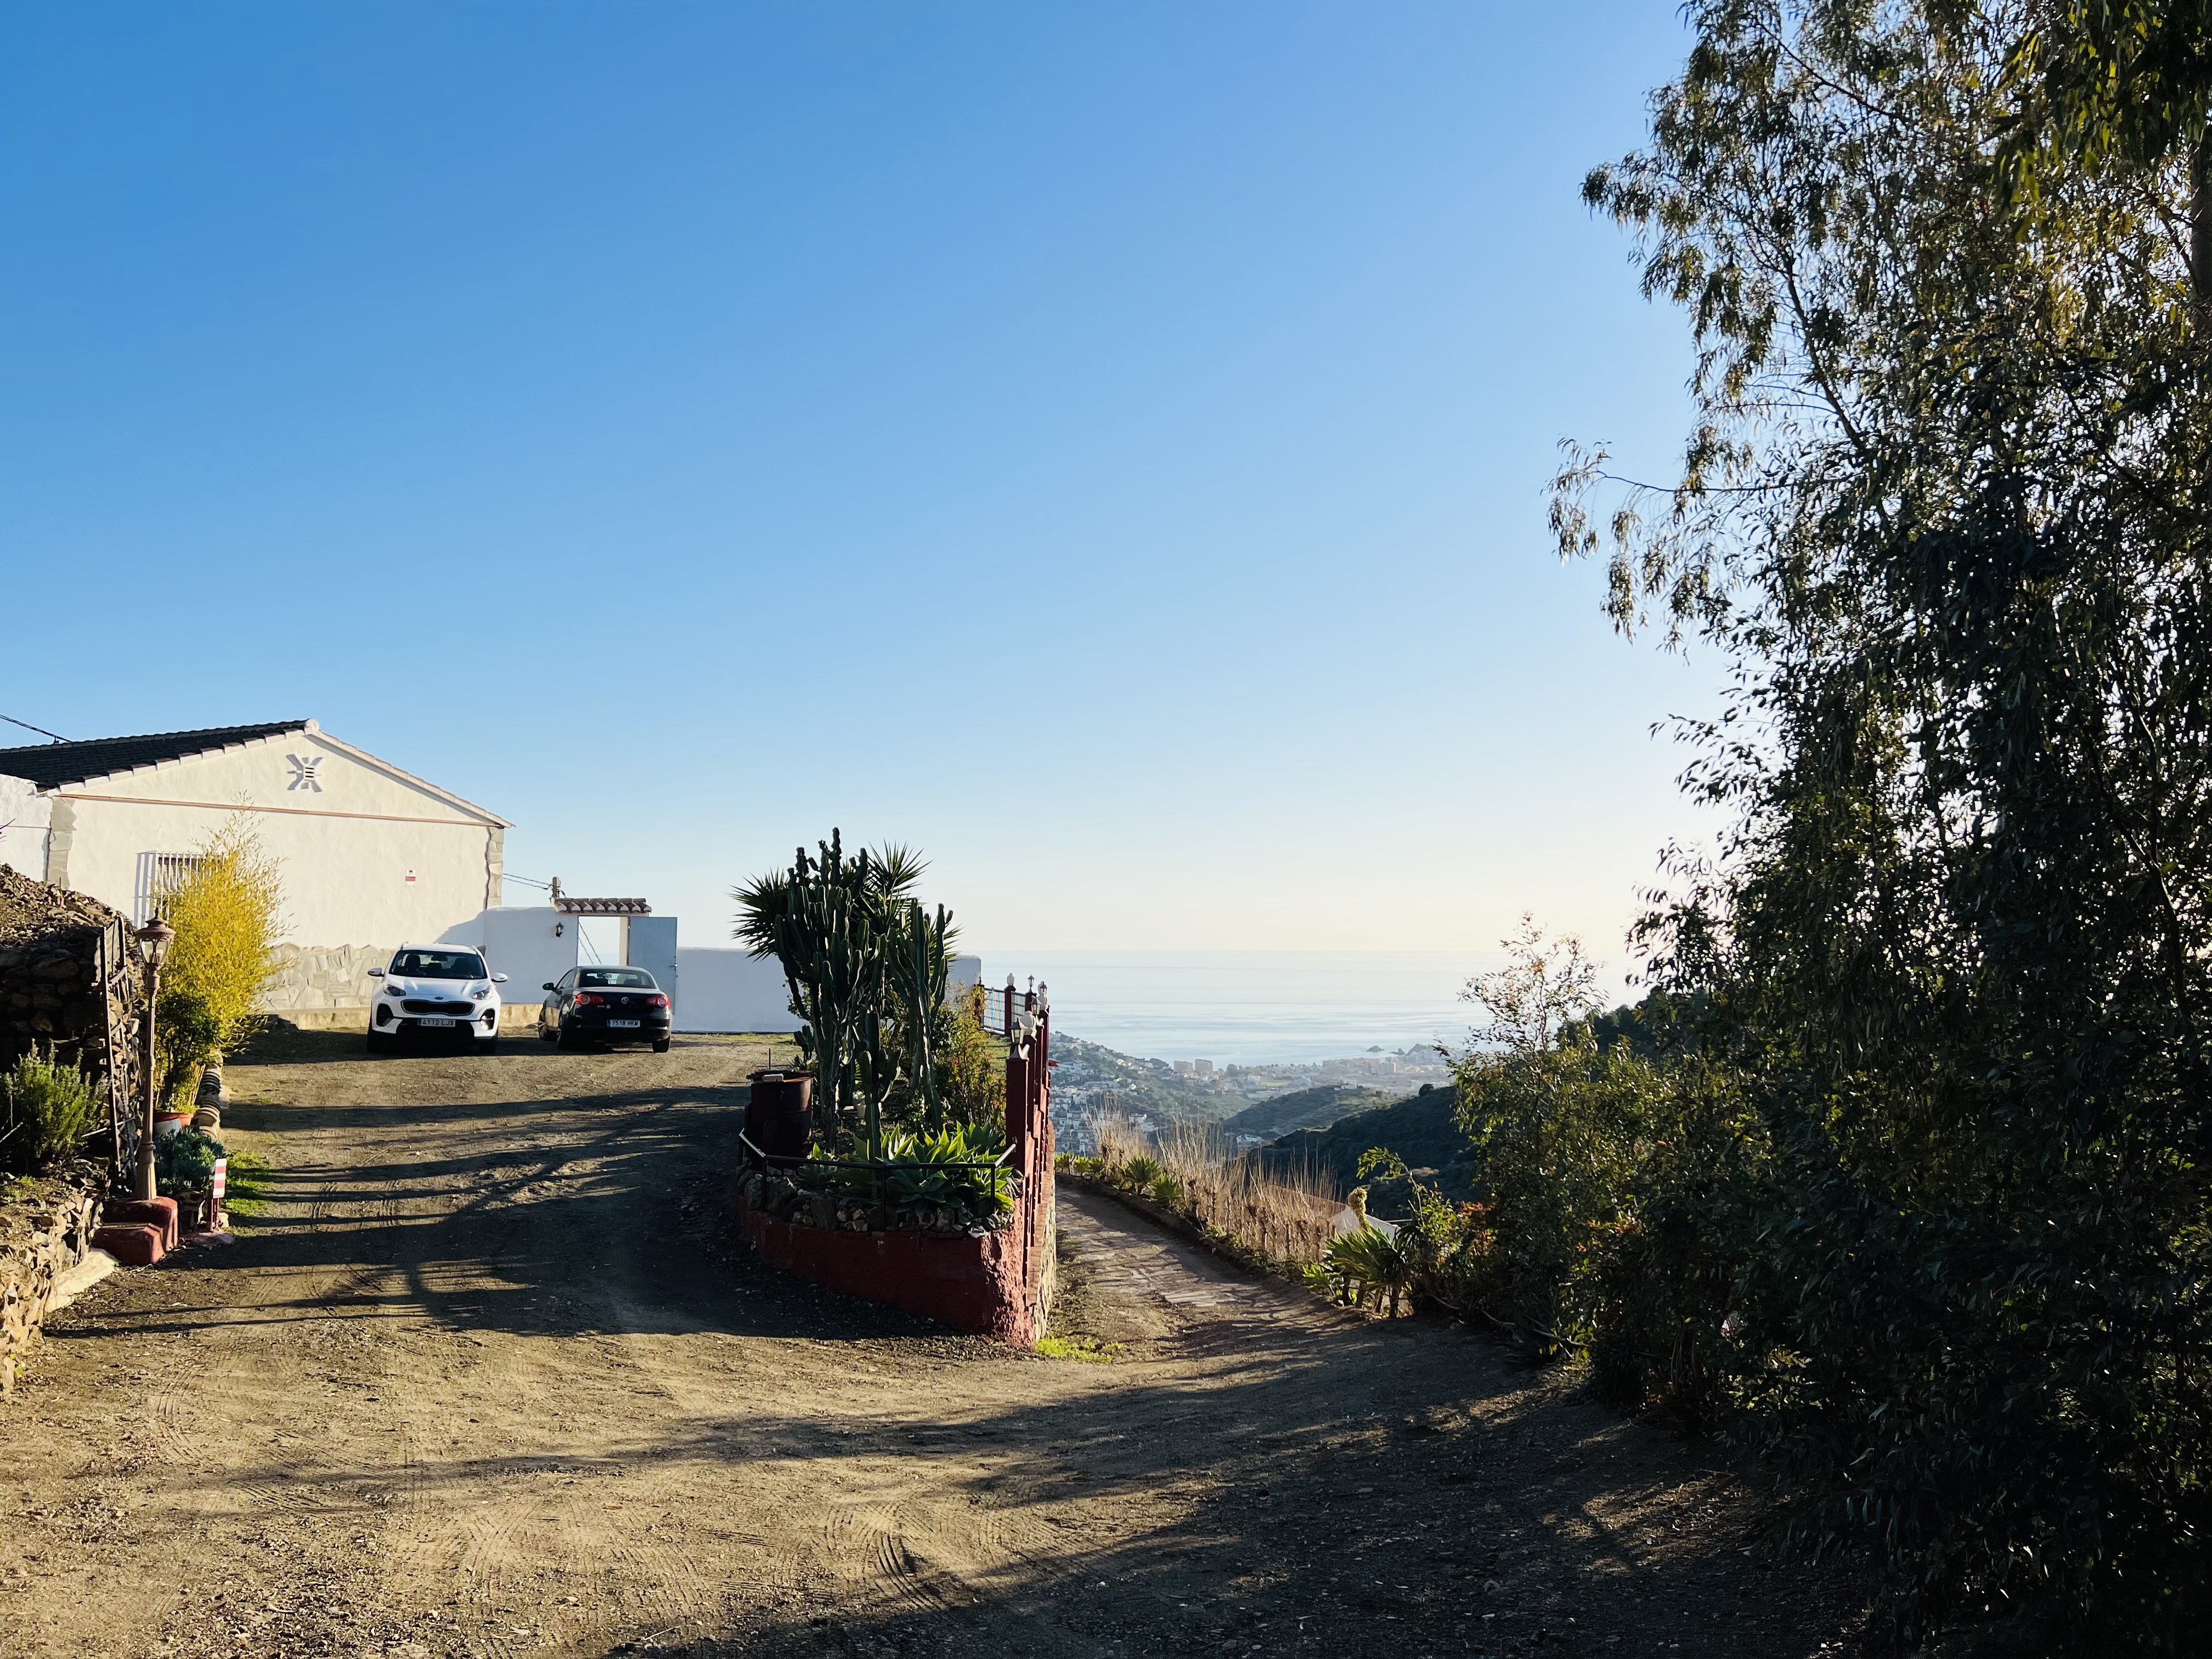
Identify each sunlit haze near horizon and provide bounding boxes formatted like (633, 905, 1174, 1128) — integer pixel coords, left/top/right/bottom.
(2, 4, 1722, 960)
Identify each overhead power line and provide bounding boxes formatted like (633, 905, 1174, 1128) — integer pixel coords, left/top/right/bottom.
(0, 713, 69, 743)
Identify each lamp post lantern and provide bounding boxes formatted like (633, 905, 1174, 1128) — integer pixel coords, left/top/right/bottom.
(133, 919, 175, 1202)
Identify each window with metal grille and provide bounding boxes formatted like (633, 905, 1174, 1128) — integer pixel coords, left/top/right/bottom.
(135, 852, 204, 923)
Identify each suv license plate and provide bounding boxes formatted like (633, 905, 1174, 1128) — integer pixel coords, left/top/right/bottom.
(608, 1019, 641, 1029)
(417, 1017, 456, 1028)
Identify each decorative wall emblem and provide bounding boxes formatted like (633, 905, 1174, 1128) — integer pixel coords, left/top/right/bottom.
(286, 754, 325, 793)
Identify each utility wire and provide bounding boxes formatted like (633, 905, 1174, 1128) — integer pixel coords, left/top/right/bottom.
(0, 713, 69, 743)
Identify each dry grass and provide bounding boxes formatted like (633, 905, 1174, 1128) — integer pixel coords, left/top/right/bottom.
(1092, 1115, 1344, 1271)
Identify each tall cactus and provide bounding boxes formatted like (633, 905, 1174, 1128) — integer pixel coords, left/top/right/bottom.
(888, 900, 953, 1133)
(764, 833, 885, 1139)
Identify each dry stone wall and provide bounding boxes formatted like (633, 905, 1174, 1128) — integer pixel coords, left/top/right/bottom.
(0, 1159, 108, 1398)
(0, 871, 144, 1399)
(0, 864, 139, 1111)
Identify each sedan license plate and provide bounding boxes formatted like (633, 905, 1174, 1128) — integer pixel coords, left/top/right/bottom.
(418, 1017, 456, 1028)
(608, 1019, 641, 1029)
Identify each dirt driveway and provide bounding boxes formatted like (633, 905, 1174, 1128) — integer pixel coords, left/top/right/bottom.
(0, 1032, 1864, 1658)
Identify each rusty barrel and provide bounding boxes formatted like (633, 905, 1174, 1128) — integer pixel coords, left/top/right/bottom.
(746, 1069, 815, 1159)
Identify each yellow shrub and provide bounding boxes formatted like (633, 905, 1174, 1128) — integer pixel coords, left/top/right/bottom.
(159, 814, 285, 1055)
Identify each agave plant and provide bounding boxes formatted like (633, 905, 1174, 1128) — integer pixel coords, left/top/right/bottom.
(804, 1122, 1009, 1213)
(1322, 1221, 1417, 1316)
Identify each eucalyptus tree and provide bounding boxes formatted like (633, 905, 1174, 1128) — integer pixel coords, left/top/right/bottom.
(2002, 0, 2212, 303)
(1556, 0, 2212, 1643)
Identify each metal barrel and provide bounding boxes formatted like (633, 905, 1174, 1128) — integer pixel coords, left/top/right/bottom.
(746, 1069, 815, 1158)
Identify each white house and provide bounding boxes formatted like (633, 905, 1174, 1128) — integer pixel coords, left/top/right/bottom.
(0, 719, 509, 1016)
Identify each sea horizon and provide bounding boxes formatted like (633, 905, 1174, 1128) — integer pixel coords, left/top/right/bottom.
(970, 948, 1635, 1067)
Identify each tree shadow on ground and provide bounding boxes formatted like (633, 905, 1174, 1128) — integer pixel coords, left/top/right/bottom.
(66, 1091, 971, 1345)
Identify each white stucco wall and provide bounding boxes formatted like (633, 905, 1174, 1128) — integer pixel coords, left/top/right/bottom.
(42, 725, 503, 950)
(0, 774, 52, 877)
(480, 907, 581, 1007)
(673, 947, 802, 1034)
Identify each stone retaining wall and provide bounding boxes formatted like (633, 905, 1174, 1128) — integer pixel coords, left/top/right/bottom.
(0, 865, 142, 1171)
(0, 1159, 109, 1399)
(258, 942, 393, 1015)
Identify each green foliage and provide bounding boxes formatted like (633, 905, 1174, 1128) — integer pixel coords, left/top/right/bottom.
(887, 900, 953, 1133)
(154, 1127, 225, 1197)
(2000, 0, 2212, 298)
(1547, 2, 2212, 1643)
(938, 986, 1007, 1131)
(801, 1122, 1009, 1216)
(1245, 1087, 1474, 1210)
(222, 1148, 274, 1218)
(1035, 1335, 1121, 1363)
(0, 1046, 99, 1175)
(1147, 1172, 1182, 1209)
(1119, 1154, 1163, 1189)
(1316, 1216, 1418, 1316)
(1329, 1147, 1505, 1324)
(155, 989, 222, 1107)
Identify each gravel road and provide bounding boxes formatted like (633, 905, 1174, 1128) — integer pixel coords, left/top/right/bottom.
(0, 1031, 1864, 1658)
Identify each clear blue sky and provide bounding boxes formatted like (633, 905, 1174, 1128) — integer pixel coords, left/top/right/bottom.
(1, 3, 1717, 960)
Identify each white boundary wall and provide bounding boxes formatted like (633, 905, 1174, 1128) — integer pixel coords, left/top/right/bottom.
(673, 947, 800, 1033)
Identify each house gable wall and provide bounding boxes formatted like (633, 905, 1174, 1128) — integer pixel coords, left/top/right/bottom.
(46, 728, 502, 950)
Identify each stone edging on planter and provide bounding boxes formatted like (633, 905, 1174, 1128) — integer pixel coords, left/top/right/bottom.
(1, 1160, 111, 1400)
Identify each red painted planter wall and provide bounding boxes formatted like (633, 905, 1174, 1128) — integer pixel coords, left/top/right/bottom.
(735, 1198, 1045, 1343)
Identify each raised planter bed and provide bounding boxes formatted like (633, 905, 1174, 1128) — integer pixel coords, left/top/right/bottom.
(727, 977, 1059, 1345)
(733, 1166, 1048, 1343)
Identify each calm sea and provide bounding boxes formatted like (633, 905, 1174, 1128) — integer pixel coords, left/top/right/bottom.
(972, 950, 1515, 1066)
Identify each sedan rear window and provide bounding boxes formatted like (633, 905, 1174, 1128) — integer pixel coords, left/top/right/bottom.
(578, 968, 656, 988)
(391, 950, 487, 979)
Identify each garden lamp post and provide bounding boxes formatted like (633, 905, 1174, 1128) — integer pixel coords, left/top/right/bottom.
(133, 918, 174, 1202)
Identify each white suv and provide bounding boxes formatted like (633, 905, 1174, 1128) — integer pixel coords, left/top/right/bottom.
(365, 945, 509, 1052)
